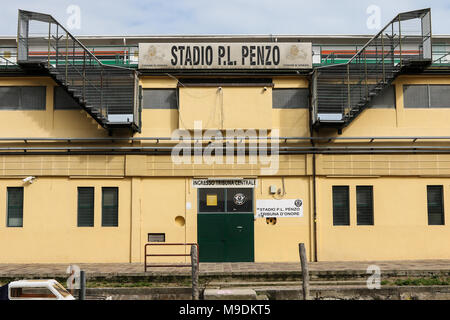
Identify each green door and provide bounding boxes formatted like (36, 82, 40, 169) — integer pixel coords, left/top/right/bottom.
(197, 188, 254, 262)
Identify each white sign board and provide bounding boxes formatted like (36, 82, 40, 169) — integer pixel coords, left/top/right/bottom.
(139, 43, 312, 69)
(256, 199, 303, 218)
(192, 178, 256, 188)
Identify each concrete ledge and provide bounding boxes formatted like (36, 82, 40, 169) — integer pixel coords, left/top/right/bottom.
(86, 287, 193, 300)
(1, 269, 449, 284)
(259, 286, 450, 300)
(77, 285, 450, 300)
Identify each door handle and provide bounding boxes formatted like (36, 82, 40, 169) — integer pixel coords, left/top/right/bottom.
(236, 226, 244, 230)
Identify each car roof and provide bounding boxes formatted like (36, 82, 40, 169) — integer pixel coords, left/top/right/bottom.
(9, 279, 58, 287)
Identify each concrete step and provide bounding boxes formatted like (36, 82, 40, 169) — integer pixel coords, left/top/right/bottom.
(203, 288, 257, 300)
(207, 280, 367, 288)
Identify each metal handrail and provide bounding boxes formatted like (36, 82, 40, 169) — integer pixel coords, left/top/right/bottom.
(17, 9, 140, 130)
(18, 10, 130, 72)
(346, 8, 430, 64)
(144, 243, 199, 272)
(1, 136, 450, 143)
(312, 8, 432, 127)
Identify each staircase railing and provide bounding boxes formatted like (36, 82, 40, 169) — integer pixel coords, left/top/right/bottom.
(311, 8, 432, 127)
(17, 10, 140, 132)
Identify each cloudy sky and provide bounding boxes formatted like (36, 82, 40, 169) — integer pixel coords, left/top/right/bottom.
(0, 0, 446, 36)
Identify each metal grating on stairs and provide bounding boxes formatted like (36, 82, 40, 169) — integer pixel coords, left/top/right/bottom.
(311, 8, 433, 129)
(17, 10, 141, 133)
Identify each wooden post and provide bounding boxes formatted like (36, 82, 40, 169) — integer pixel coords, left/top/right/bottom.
(299, 243, 310, 300)
(191, 245, 199, 300)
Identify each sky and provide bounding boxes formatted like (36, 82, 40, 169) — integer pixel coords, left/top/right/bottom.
(0, 0, 447, 36)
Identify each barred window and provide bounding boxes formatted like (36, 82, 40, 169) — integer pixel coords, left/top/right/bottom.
(143, 89, 178, 109)
(102, 187, 118, 227)
(272, 88, 309, 109)
(429, 85, 450, 108)
(7, 187, 23, 227)
(78, 187, 94, 227)
(357, 186, 374, 226)
(403, 85, 429, 108)
(404, 84, 450, 108)
(368, 85, 396, 108)
(427, 186, 445, 226)
(0, 86, 46, 110)
(332, 186, 350, 226)
(54, 86, 81, 110)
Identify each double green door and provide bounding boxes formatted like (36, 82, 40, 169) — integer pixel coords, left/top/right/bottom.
(197, 188, 254, 262)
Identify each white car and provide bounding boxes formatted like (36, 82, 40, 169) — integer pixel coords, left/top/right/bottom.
(2, 280, 75, 300)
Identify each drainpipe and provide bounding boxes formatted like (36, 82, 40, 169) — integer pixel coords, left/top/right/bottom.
(308, 71, 318, 263)
(312, 152, 318, 262)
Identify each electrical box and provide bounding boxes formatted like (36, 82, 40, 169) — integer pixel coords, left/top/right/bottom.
(269, 185, 277, 195)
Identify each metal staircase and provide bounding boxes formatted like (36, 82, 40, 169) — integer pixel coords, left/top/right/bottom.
(311, 8, 432, 129)
(17, 10, 141, 133)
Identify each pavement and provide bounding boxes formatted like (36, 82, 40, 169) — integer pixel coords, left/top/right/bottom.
(0, 260, 449, 277)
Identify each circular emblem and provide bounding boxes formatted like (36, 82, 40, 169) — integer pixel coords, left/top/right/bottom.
(295, 199, 303, 208)
(233, 193, 247, 206)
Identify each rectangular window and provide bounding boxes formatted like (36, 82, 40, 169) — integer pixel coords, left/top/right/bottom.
(143, 89, 178, 109)
(0, 86, 46, 110)
(404, 84, 450, 108)
(7, 187, 23, 227)
(427, 186, 445, 226)
(198, 188, 226, 213)
(368, 85, 396, 108)
(226, 188, 254, 213)
(272, 88, 309, 109)
(148, 233, 165, 242)
(403, 85, 429, 108)
(54, 86, 81, 110)
(357, 186, 374, 226)
(333, 186, 350, 226)
(102, 187, 118, 227)
(429, 85, 450, 108)
(77, 187, 94, 227)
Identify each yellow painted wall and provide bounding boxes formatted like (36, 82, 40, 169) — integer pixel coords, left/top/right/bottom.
(254, 177, 312, 262)
(0, 77, 107, 138)
(342, 76, 450, 137)
(178, 87, 272, 130)
(0, 155, 125, 177)
(316, 154, 450, 177)
(139, 75, 308, 135)
(0, 177, 131, 263)
(0, 74, 449, 264)
(317, 177, 450, 261)
(135, 176, 312, 263)
(139, 177, 188, 264)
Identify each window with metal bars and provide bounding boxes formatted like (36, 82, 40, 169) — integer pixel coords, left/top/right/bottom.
(357, 186, 374, 226)
(7, 187, 23, 227)
(404, 84, 450, 108)
(332, 186, 350, 226)
(368, 85, 396, 108)
(272, 88, 309, 109)
(143, 89, 178, 109)
(427, 186, 445, 226)
(102, 187, 118, 227)
(77, 187, 94, 227)
(0, 86, 46, 110)
(54, 86, 81, 110)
